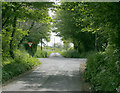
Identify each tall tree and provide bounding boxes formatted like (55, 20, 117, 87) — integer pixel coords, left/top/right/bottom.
(2, 2, 53, 58)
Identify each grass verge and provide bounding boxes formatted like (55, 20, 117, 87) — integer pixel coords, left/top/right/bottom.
(2, 49, 41, 83)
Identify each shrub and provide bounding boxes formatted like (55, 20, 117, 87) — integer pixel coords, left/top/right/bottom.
(61, 49, 96, 58)
(79, 51, 96, 58)
(84, 45, 120, 92)
(34, 51, 48, 58)
(61, 50, 80, 58)
(2, 49, 41, 83)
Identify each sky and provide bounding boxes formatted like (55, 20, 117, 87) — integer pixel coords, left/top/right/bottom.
(47, 32, 64, 46)
(47, 7, 64, 47)
(38, 31, 64, 47)
(38, 5, 64, 47)
(38, 1, 73, 47)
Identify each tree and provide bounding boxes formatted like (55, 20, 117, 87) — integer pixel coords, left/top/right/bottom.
(53, 2, 95, 53)
(2, 2, 53, 58)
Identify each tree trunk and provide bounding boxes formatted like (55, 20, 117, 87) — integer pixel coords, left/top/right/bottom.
(77, 41, 81, 53)
(2, 16, 10, 28)
(94, 32, 97, 51)
(118, 2, 120, 60)
(9, 16, 17, 58)
(73, 41, 78, 50)
(9, 3, 22, 58)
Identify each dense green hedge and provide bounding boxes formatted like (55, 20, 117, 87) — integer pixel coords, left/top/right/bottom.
(2, 50, 41, 83)
(61, 49, 96, 58)
(61, 50, 80, 58)
(84, 45, 120, 92)
(34, 50, 48, 58)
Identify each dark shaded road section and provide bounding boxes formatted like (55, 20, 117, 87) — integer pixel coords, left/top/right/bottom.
(2, 53, 90, 91)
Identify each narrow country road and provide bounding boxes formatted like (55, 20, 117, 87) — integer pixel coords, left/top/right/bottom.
(2, 53, 91, 91)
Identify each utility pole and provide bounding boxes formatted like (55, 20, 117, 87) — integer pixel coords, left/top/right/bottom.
(47, 42, 48, 50)
(41, 38, 42, 51)
(54, 37, 55, 51)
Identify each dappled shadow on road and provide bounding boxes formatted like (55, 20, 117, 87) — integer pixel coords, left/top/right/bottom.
(3, 57, 90, 91)
(18, 69, 90, 91)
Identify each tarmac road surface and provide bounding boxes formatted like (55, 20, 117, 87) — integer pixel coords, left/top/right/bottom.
(2, 53, 91, 91)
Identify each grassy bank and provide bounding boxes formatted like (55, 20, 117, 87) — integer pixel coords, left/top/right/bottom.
(61, 49, 96, 58)
(84, 45, 120, 92)
(2, 50, 41, 83)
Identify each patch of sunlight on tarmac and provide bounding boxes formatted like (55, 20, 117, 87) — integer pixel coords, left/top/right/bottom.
(49, 52, 63, 58)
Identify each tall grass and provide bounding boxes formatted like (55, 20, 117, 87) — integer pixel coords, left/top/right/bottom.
(34, 50, 48, 58)
(61, 50, 80, 58)
(2, 49, 41, 83)
(84, 45, 120, 92)
(61, 49, 96, 58)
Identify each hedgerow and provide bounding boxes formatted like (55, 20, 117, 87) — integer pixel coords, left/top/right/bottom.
(34, 50, 48, 58)
(84, 45, 120, 92)
(2, 50, 41, 83)
(61, 50, 80, 58)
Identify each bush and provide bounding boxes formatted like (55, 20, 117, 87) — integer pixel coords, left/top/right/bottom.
(34, 51, 48, 58)
(79, 51, 96, 58)
(2, 49, 41, 83)
(61, 49, 96, 58)
(61, 50, 80, 58)
(84, 45, 120, 92)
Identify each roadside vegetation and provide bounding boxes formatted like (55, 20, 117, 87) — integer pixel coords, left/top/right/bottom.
(2, 2, 53, 83)
(84, 45, 119, 91)
(34, 45, 64, 58)
(1, 2, 120, 92)
(2, 50, 41, 83)
(61, 49, 96, 58)
(61, 49, 80, 58)
(54, 2, 120, 92)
